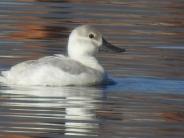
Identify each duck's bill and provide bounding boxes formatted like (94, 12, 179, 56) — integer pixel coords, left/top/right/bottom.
(101, 38, 125, 53)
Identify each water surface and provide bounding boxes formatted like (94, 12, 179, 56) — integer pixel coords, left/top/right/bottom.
(0, 0, 184, 138)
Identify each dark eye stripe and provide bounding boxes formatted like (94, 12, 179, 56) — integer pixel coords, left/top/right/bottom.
(89, 34, 95, 39)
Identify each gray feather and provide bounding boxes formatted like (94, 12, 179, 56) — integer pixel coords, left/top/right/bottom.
(36, 55, 88, 75)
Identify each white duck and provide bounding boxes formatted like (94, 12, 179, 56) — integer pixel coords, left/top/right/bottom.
(0, 25, 125, 86)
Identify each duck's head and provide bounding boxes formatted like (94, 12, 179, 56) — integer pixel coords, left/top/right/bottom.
(67, 25, 125, 59)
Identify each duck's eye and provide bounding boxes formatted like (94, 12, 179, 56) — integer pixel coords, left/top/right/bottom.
(89, 33, 95, 39)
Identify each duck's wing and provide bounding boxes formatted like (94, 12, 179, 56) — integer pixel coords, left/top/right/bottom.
(37, 55, 89, 75)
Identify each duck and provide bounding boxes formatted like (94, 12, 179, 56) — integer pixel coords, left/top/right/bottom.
(0, 25, 125, 86)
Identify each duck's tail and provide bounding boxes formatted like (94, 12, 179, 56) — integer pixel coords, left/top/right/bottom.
(0, 76, 4, 83)
(0, 72, 6, 83)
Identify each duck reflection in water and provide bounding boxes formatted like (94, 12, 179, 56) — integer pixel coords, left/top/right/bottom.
(0, 85, 123, 137)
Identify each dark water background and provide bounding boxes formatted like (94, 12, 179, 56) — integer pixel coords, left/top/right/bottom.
(0, 0, 184, 138)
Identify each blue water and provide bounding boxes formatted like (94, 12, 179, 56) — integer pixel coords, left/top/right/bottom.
(111, 77, 184, 93)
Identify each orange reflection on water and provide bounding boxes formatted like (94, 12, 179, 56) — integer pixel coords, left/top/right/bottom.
(162, 112, 184, 122)
(1, 134, 33, 138)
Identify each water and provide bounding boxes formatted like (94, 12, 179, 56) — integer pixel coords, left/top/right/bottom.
(0, 0, 184, 137)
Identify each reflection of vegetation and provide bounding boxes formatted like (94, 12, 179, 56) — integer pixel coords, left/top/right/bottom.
(18, 0, 68, 2)
(9, 24, 68, 40)
(162, 112, 184, 122)
(2, 134, 33, 138)
(36, 0, 68, 2)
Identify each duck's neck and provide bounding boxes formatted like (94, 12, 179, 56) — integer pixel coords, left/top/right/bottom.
(71, 56, 104, 72)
